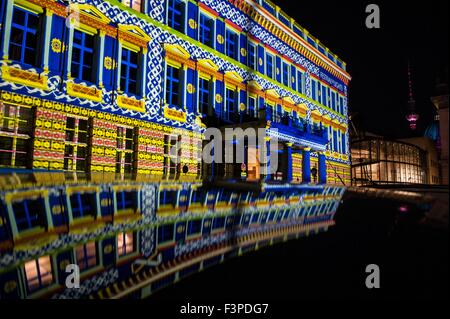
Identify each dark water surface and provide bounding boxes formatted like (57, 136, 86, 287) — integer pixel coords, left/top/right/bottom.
(151, 195, 449, 300)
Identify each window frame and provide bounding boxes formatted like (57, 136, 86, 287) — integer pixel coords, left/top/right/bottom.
(247, 41, 257, 70)
(12, 197, 47, 233)
(23, 255, 54, 294)
(165, 64, 183, 108)
(9, 5, 42, 68)
(157, 224, 175, 245)
(120, 46, 141, 96)
(122, 0, 142, 12)
(248, 94, 258, 118)
(69, 192, 98, 221)
(266, 53, 274, 79)
(282, 62, 290, 87)
(297, 70, 304, 95)
(64, 115, 90, 172)
(115, 124, 135, 175)
(225, 28, 238, 60)
(225, 87, 238, 121)
(199, 11, 215, 48)
(71, 28, 97, 83)
(117, 231, 136, 258)
(74, 241, 99, 273)
(167, 0, 186, 33)
(198, 76, 212, 115)
(0, 103, 33, 168)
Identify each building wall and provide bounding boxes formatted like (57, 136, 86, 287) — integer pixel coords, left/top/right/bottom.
(439, 106, 449, 184)
(0, 0, 351, 183)
(399, 137, 441, 185)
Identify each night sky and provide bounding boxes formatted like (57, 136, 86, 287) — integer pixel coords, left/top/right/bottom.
(281, 0, 449, 138)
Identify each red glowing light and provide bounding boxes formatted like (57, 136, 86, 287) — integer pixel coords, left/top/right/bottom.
(399, 205, 409, 213)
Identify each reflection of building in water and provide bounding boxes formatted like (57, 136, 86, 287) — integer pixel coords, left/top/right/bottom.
(351, 134, 441, 186)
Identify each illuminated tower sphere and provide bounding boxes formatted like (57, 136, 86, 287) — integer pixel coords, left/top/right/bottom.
(406, 62, 419, 130)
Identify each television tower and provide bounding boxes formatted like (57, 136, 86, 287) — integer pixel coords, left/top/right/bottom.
(406, 61, 419, 130)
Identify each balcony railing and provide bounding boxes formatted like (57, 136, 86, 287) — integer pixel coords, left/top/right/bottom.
(266, 109, 328, 145)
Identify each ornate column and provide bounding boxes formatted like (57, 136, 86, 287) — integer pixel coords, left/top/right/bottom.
(116, 41, 123, 90)
(1, 0, 14, 60)
(182, 63, 188, 110)
(66, 25, 75, 78)
(302, 147, 311, 184)
(141, 47, 147, 96)
(318, 151, 327, 184)
(98, 31, 106, 87)
(286, 142, 293, 182)
(264, 136, 271, 182)
(42, 9, 53, 72)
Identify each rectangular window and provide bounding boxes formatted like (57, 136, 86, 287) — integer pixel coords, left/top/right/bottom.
(158, 224, 174, 243)
(187, 220, 202, 236)
(327, 87, 331, 108)
(72, 29, 96, 82)
(122, 0, 142, 12)
(341, 134, 347, 154)
(297, 70, 304, 94)
(333, 130, 338, 152)
(120, 48, 140, 95)
(212, 217, 225, 229)
(9, 6, 40, 67)
(117, 232, 135, 257)
(64, 116, 89, 172)
(331, 91, 336, 111)
(266, 53, 274, 79)
(167, 0, 185, 33)
(198, 77, 211, 115)
(191, 190, 206, 205)
(116, 126, 135, 174)
(248, 42, 256, 70)
(0, 103, 33, 168)
(159, 189, 178, 207)
(282, 63, 289, 86)
(225, 88, 237, 121)
(70, 193, 97, 219)
(248, 96, 257, 118)
(24, 256, 53, 293)
(311, 80, 317, 100)
(116, 190, 137, 212)
(321, 85, 328, 107)
(339, 96, 344, 115)
(199, 13, 214, 48)
(225, 29, 238, 60)
(165, 65, 181, 108)
(163, 135, 180, 176)
(271, 104, 282, 123)
(75, 242, 98, 272)
(13, 198, 46, 232)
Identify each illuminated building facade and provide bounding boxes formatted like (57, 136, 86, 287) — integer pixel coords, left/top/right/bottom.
(0, 0, 350, 298)
(351, 135, 440, 186)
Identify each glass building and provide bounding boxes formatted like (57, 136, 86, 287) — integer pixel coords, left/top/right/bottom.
(351, 137, 428, 185)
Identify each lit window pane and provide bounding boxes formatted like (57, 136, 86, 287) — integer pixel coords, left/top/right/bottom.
(117, 232, 134, 257)
(24, 256, 53, 292)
